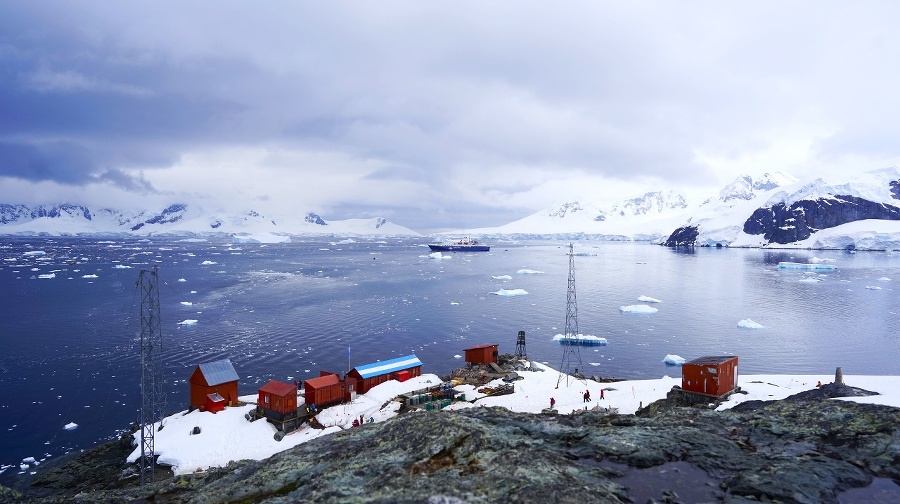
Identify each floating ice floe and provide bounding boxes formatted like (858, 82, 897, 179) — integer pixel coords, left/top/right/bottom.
(491, 288, 529, 297)
(200, 260, 217, 265)
(178, 278, 187, 282)
(810, 257, 836, 264)
(21, 457, 35, 464)
(113, 265, 132, 269)
(662, 354, 685, 365)
(552, 334, 608, 346)
(428, 252, 451, 260)
(82, 274, 98, 279)
(619, 304, 658, 314)
(63, 422, 78, 431)
(492, 275, 512, 280)
(738, 319, 765, 329)
(637, 295, 662, 303)
(453, 354, 462, 359)
(177, 319, 199, 325)
(19, 464, 28, 471)
(777, 262, 836, 271)
(865, 286, 883, 290)
(180, 301, 193, 306)
(878, 277, 892, 282)
(23, 251, 46, 256)
(517, 269, 544, 275)
(37, 273, 56, 279)
(232, 233, 291, 244)
(798, 277, 822, 283)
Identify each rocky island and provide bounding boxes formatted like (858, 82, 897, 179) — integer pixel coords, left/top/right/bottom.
(4, 382, 898, 504)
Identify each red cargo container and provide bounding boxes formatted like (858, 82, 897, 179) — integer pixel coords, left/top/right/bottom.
(464, 344, 499, 364)
(396, 370, 410, 382)
(304, 372, 357, 408)
(682, 356, 739, 397)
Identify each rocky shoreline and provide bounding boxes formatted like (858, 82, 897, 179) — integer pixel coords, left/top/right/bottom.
(2, 381, 898, 504)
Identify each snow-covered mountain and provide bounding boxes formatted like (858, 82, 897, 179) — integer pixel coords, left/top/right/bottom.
(665, 167, 900, 250)
(0, 204, 420, 238)
(454, 168, 900, 250)
(462, 190, 692, 241)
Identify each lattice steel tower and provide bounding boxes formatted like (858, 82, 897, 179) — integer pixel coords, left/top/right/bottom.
(515, 330, 527, 360)
(557, 243, 585, 388)
(138, 266, 167, 485)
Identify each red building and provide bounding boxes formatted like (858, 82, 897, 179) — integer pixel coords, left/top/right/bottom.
(681, 356, 739, 397)
(304, 372, 357, 408)
(347, 354, 423, 394)
(189, 359, 239, 410)
(257, 380, 297, 420)
(464, 344, 499, 365)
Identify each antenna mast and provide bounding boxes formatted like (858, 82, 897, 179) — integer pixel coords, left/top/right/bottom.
(515, 330, 527, 360)
(138, 266, 167, 485)
(557, 243, 585, 388)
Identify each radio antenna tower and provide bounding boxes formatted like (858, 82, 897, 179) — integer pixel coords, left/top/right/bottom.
(557, 243, 586, 388)
(138, 266, 167, 485)
(514, 330, 527, 360)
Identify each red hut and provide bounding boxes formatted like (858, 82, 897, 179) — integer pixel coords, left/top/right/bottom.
(347, 354, 423, 394)
(464, 344, 499, 365)
(304, 372, 357, 408)
(257, 380, 297, 419)
(206, 392, 226, 413)
(189, 358, 239, 410)
(682, 356, 739, 397)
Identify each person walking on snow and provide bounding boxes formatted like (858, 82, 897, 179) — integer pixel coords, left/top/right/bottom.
(550, 397, 556, 409)
(600, 389, 605, 400)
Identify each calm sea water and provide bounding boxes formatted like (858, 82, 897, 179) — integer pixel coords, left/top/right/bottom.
(1, 237, 898, 483)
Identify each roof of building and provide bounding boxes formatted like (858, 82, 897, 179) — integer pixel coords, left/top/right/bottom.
(464, 344, 499, 351)
(353, 354, 423, 379)
(305, 374, 341, 388)
(197, 359, 240, 386)
(684, 356, 738, 366)
(259, 380, 296, 397)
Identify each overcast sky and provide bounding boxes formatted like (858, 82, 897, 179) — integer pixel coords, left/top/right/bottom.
(1, 2, 898, 232)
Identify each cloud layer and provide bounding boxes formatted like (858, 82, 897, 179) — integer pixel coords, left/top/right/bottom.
(1, 1, 898, 232)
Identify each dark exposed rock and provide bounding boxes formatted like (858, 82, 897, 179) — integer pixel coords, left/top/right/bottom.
(8, 398, 900, 504)
(891, 180, 900, 200)
(743, 195, 900, 244)
(664, 225, 699, 247)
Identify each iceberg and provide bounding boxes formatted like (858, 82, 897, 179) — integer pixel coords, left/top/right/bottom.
(177, 319, 199, 325)
(738, 319, 765, 329)
(491, 288, 529, 297)
(552, 334, 608, 346)
(63, 422, 78, 431)
(662, 354, 685, 365)
(232, 233, 291, 244)
(619, 304, 658, 314)
(777, 262, 836, 271)
(21, 457, 35, 464)
(637, 295, 662, 303)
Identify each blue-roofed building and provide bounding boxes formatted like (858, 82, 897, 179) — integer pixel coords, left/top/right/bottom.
(189, 358, 240, 410)
(347, 354, 423, 393)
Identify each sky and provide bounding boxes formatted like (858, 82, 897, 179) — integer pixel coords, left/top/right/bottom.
(1, 2, 899, 233)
